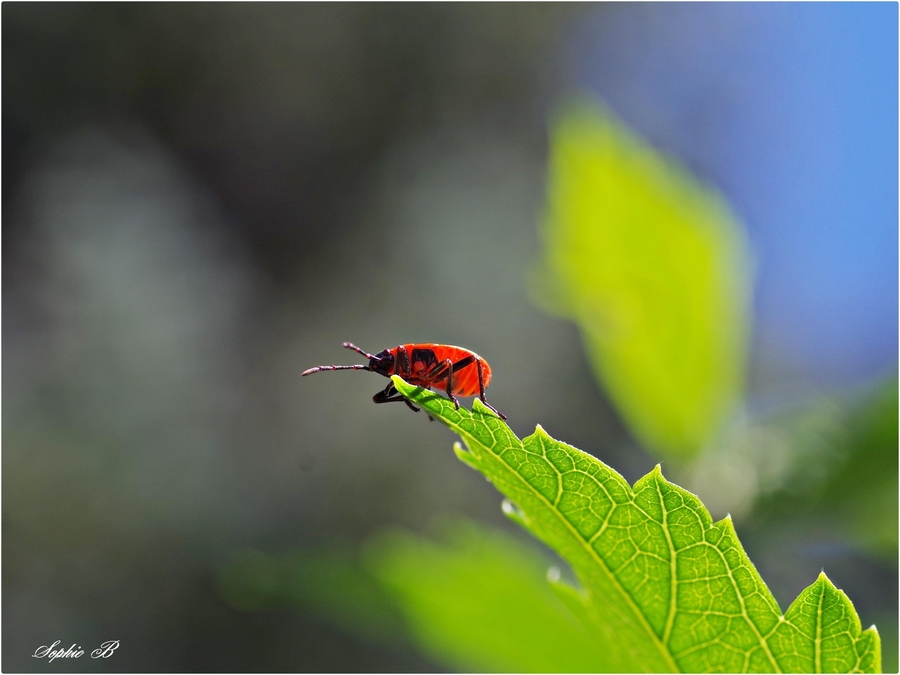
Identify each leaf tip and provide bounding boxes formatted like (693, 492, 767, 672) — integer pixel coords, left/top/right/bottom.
(815, 570, 836, 590)
(713, 512, 738, 540)
(472, 397, 504, 419)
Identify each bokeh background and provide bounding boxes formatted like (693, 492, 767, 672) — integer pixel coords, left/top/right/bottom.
(3, 3, 896, 672)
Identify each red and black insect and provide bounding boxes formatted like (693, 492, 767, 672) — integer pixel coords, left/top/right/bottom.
(302, 342, 506, 420)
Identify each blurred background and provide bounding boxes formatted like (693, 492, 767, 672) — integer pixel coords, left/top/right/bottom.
(3, 3, 896, 672)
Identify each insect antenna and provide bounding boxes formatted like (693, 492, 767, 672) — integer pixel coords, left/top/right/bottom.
(301, 364, 369, 376)
(342, 342, 377, 359)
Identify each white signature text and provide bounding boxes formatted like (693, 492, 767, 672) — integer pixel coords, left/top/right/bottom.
(33, 640, 120, 662)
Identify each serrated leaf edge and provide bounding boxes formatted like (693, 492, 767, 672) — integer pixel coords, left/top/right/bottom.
(394, 377, 678, 671)
(392, 377, 881, 673)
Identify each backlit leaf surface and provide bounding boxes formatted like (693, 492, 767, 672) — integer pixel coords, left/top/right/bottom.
(536, 98, 751, 460)
(393, 376, 881, 673)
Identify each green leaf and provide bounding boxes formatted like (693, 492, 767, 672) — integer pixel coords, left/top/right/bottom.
(393, 376, 881, 673)
(365, 522, 611, 673)
(770, 573, 882, 674)
(815, 379, 898, 557)
(683, 377, 898, 548)
(535, 97, 751, 460)
(216, 525, 615, 672)
(773, 378, 897, 558)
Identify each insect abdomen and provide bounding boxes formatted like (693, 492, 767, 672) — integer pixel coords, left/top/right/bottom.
(399, 343, 490, 397)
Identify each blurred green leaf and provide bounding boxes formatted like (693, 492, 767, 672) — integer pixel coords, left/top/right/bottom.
(365, 522, 609, 673)
(535, 97, 751, 460)
(807, 379, 898, 557)
(218, 526, 609, 671)
(749, 377, 898, 559)
(394, 376, 882, 673)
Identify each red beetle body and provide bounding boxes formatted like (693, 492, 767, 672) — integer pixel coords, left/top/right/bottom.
(392, 343, 491, 397)
(302, 342, 505, 419)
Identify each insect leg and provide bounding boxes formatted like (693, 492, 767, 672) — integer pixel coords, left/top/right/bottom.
(373, 381, 419, 412)
(476, 359, 507, 420)
(397, 345, 411, 379)
(419, 359, 456, 408)
(424, 354, 473, 381)
(423, 360, 448, 380)
(441, 359, 461, 410)
(423, 355, 480, 411)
